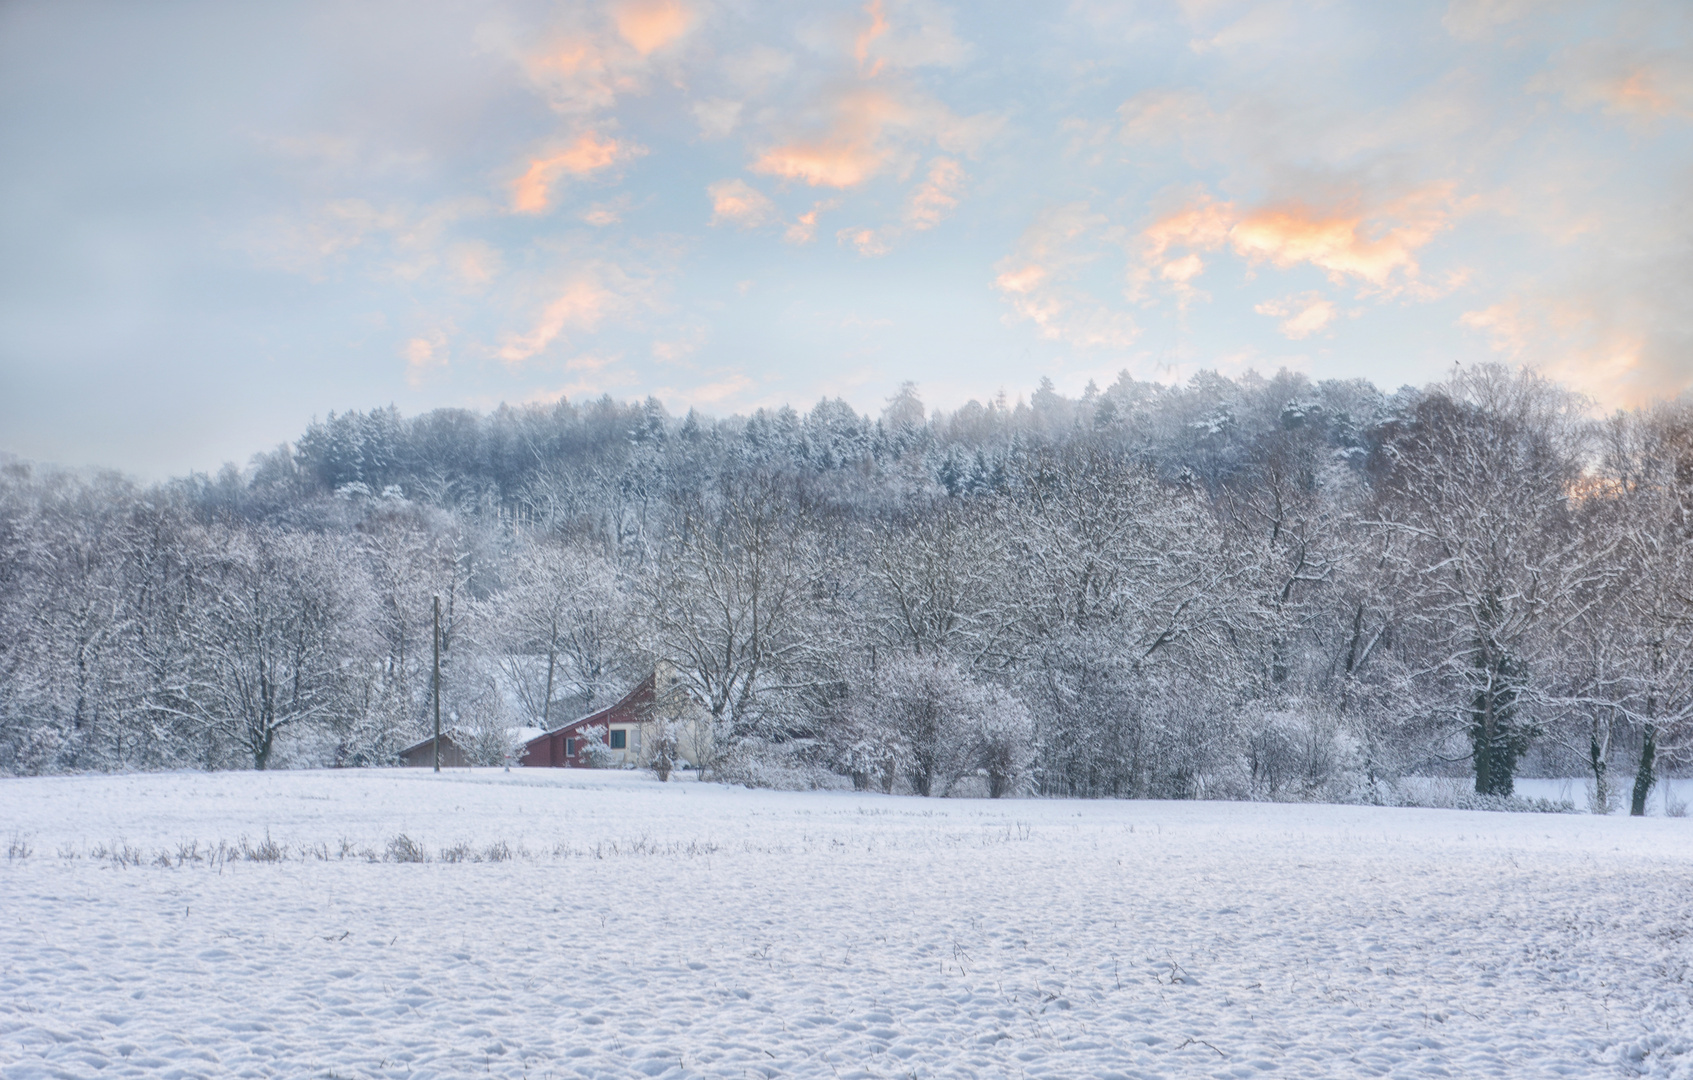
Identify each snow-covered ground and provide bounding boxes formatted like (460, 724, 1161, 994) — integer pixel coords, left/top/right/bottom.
(2, 770, 1690, 1079)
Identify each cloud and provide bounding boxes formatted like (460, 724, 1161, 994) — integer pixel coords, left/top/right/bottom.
(993, 203, 1139, 349)
(1254, 292, 1338, 339)
(1532, 45, 1693, 125)
(746, 2, 996, 192)
(652, 325, 706, 363)
(614, 0, 694, 56)
(678, 370, 758, 405)
(511, 133, 631, 213)
(1118, 88, 1216, 146)
(707, 181, 837, 242)
(249, 197, 496, 285)
(751, 89, 908, 187)
(785, 201, 835, 244)
(813, 156, 957, 255)
(496, 1, 693, 121)
(402, 327, 452, 387)
(692, 98, 743, 139)
(451, 242, 500, 288)
(509, 36, 622, 117)
(1137, 195, 1233, 307)
(1143, 196, 1234, 261)
(1460, 290, 1692, 407)
(855, 0, 890, 75)
(722, 46, 796, 93)
(1460, 299, 1533, 354)
(1141, 184, 1461, 298)
(1187, 1, 1297, 55)
(708, 179, 780, 228)
(749, 86, 996, 190)
(851, 0, 969, 71)
(248, 199, 402, 275)
(497, 276, 624, 364)
(905, 157, 962, 229)
(837, 226, 892, 257)
(582, 200, 625, 226)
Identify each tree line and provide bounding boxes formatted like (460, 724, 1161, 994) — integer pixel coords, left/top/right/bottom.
(1, 364, 1687, 812)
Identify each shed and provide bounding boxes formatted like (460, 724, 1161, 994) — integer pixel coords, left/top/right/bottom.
(397, 732, 472, 768)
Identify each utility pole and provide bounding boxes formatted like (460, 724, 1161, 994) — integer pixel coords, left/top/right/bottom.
(432, 594, 442, 773)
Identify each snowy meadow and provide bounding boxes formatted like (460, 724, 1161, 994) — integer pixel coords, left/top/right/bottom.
(3, 770, 1690, 1079)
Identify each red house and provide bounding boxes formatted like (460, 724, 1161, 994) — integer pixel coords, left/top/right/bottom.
(518, 674, 656, 767)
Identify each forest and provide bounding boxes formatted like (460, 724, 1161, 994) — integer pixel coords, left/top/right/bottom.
(1, 363, 1687, 813)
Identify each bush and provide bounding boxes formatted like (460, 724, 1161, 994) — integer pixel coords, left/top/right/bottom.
(386, 834, 428, 862)
(716, 738, 853, 791)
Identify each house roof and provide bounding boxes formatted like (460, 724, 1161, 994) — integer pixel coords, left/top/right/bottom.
(523, 674, 656, 748)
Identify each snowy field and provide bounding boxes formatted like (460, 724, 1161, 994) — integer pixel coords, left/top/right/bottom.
(2, 771, 1690, 1080)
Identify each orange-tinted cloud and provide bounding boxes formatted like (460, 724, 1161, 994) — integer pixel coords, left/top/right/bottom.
(517, 37, 622, 117)
(1142, 185, 1459, 297)
(751, 90, 908, 188)
(837, 226, 891, 257)
(753, 144, 883, 188)
(852, 0, 968, 71)
(511, 133, 629, 213)
(582, 201, 624, 226)
(682, 371, 758, 405)
(749, 66, 995, 190)
(1255, 292, 1339, 339)
(708, 179, 779, 228)
(784, 201, 835, 244)
(993, 203, 1138, 349)
(497, 278, 621, 364)
(905, 157, 962, 229)
(614, 0, 694, 57)
(652, 325, 705, 364)
(1532, 48, 1693, 126)
(1460, 292, 1688, 407)
(855, 0, 889, 76)
(403, 327, 451, 387)
(1143, 196, 1233, 260)
(1159, 253, 1205, 283)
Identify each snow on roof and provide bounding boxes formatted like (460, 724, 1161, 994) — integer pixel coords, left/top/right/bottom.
(400, 727, 550, 757)
(546, 674, 657, 734)
(396, 731, 459, 756)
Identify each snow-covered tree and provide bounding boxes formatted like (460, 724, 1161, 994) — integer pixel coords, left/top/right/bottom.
(481, 538, 633, 729)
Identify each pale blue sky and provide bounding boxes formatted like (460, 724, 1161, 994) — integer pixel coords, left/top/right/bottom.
(2, 0, 1689, 475)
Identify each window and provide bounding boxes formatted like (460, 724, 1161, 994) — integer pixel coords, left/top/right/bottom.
(609, 729, 627, 750)
(565, 739, 575, 756)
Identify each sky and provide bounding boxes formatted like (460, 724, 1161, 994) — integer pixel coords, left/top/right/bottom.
(1, 0, 1690, 477)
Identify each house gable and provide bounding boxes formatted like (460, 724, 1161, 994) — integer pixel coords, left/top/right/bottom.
(518, 674, 656, 768)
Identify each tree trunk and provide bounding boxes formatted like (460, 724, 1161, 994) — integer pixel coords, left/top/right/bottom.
(542, 646, 556, 730)
(1633, 649, 1661, 817)
(1588, 725, 1611, 813)
(1631, 721, 1656, 817)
